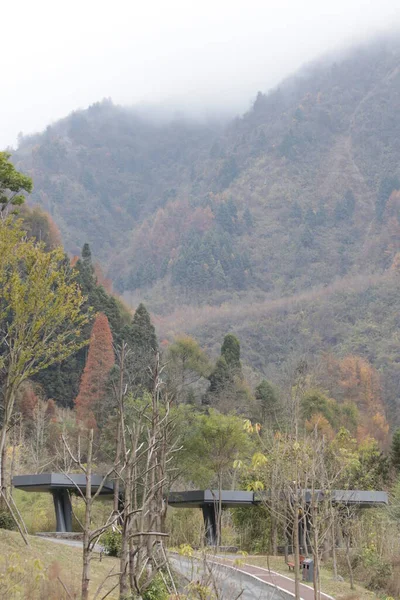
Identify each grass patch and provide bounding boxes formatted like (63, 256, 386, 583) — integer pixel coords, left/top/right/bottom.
(12, 489, 114, 534)
(0, 528, 119, 599)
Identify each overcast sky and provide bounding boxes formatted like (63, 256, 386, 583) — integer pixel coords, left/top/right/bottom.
(2, 0, 400, 148)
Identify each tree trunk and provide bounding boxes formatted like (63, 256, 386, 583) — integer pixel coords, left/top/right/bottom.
(293, 506, 301, 600)
(345, 535, 354, 590)
(331, 508, 338, 580)
(312, 509, 319, 600)
(0, 383, 19, 511)
(114, 343, 126, 515)
(302, 513, 309, 556)
(82, 429, 93, 600)
(271, 515, 278, 555)
(113, 421, 121, 514)
(0, 443, 7, 511)
(119, 468, 131, 598)
(9, 427, 17, 500)
(217, 474, 223, 548)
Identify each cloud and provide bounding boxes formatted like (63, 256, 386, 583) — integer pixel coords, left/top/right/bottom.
(2, 0, 400, 147)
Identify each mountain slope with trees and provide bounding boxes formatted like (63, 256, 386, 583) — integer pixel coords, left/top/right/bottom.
(11, 35, 400, 420)
(2, 151, 400, 600)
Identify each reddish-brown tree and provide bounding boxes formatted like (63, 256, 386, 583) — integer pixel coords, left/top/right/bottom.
(18, 383, 39, 421)
(74, 313, 115, 428)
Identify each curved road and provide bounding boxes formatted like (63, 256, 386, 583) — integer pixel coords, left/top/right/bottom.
(170, 554, 335, 600)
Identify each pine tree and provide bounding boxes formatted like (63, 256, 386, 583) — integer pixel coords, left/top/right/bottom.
(75, 313, 115, 428)
(208, 356, 230, 395)
(255, 379, 279, 424)
(391, 429, 400, 473)
(82, 242, 92, 263)
(206, 334, 243, 405)
(126, 303, 158, 392)
(35, 243, 131, 406)
(221, 333, 242, 374)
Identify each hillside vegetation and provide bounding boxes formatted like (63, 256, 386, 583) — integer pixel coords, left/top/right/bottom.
(11, 35, 400, 421)
(0, 529, 119, 599)
(2, 151, 400, 600)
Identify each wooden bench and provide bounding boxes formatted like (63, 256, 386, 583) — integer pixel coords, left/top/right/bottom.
(287, 555, 305, 571)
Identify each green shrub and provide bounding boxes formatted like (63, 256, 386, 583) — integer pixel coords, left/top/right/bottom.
(360, 545, 393, 591)
(142, 573, 169, 600)
(231, 505, 271, 553)
(366, 560, 392, 591)
(102, 529, 122, 557)
(0, 510, 16, 530)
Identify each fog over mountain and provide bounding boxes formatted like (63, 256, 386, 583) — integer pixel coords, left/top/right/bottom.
(2, 0, 400, 148)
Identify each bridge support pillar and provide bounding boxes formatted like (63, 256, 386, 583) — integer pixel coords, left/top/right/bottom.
(52, 489, 73, 532)
(202, 503, 218, 546)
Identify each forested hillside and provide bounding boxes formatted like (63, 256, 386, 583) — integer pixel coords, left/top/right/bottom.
(2, 113, 400, 599)
(12, 35, 400, 421)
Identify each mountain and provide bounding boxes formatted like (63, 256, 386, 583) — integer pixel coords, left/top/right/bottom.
(12, 35, 400, 422)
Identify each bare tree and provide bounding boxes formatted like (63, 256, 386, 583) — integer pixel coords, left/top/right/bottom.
(118, 353, 179, 599)
(62, 429, 123, 600)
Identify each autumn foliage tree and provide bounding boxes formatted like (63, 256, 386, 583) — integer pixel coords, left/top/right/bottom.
(18, 383, 40, 421)
(75, 313, 115, 428)
(318, 354, 389, 447)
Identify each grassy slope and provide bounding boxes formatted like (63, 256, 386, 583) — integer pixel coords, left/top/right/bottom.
(13, 489, 113, 535)
(0, 528, 119, 600)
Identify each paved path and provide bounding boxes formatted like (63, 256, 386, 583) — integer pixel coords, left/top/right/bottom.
(170, 555, 290, 600)
(35, 534, 104, 553)
(210, 556, 334, 600)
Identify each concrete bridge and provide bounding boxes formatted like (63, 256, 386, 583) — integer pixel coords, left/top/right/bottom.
(13, 474, 388, 545)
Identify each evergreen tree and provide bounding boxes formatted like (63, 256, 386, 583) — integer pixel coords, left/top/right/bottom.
(208, 357, 231, 395)
(75, 244, 130, 343)
(125, 303, 158, 392)
(82, 242, 92, 263)
(35, 243, 130, 406)
(206, 334, 243, 405)
(391, 429, 400, 473)
(0, 151, 32, 214)
(255, 379, 279, 424)
(75, 313, 115, 428)
(221, 334, 242, 374)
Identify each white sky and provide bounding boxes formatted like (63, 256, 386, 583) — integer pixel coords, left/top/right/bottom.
(2, 0, 400, 148)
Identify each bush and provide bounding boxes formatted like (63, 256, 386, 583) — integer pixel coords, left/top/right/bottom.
(231, 505, 271, 553)
(142, 573, 169, 600)
(359, 545, 393, 592)
(366, 560, 392, 591)
(101, 529, 121, 557)
(0, 510, 16, 530)
(166, 507, 204, 547)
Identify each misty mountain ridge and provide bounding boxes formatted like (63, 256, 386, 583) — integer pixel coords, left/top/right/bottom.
(12, 35, 400, 421)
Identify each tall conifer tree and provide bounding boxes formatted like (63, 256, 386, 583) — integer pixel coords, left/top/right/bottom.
(75, 313, 115, 427)
(126, 303, 158, 392)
